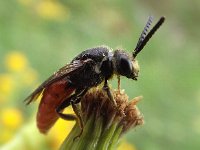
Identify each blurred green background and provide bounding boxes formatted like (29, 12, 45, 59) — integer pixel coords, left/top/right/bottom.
(0, 0, 200, 150)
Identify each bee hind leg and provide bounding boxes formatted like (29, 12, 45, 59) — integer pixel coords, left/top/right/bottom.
(56, 88, 88, 140)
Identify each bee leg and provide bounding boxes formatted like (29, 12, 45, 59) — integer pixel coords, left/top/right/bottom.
(117, 75, 121, 91)
(71, 88, 88, 140)
(70, 102, 83, 141)
(103, 79, 117, 107)
(56, 88, 88, 140)
(56, 94, 78, 121)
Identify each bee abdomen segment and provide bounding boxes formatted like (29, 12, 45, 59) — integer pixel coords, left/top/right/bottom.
(37, 79, 75, 133)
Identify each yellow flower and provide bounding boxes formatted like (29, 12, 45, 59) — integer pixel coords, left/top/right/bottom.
(48, 107, 75, 149)
(1, 108, 23, 130)
(4, 51, 28, 72)
(0, 129, 13, 143)
(118, 140, 136, 150)
(0, 74, 14, 100)
(17, 0, 32, 6)
(36, 0, 70, 21)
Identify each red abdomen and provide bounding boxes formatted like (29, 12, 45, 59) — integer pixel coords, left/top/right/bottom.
(37, 79, 75, 134)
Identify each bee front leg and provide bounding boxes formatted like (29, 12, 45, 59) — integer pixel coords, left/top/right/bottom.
(103, 79, 117, 107)
(117, 75, 121, 91)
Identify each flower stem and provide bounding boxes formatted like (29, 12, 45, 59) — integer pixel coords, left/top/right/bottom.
(97, 122, 118, 150)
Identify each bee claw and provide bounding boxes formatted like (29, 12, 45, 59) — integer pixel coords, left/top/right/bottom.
(73, 128, 83, 142)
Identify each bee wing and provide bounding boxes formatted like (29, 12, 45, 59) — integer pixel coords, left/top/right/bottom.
(24, 59, 93, 105)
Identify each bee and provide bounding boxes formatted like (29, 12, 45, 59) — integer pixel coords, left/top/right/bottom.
(24, 16, 165, 136)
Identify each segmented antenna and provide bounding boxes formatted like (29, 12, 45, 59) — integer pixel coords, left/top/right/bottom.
(133, 16, 165, 57)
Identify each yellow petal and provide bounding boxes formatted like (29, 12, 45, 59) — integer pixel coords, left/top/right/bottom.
(0, 74, 14, 97)
(1, 108, 23, 130)
(118, 140, 136, 150)
(4, 51, 28, 72)
(36, 0, 69, 21)
(0, 129, 13, 143)
(17, 0, 32, 6)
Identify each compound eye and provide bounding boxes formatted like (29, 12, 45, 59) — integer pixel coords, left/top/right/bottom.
(119, 57, 132, 76)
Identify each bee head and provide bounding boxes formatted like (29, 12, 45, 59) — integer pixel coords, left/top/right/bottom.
(110, 16, 165, 80)
(113, 50, 139, 80)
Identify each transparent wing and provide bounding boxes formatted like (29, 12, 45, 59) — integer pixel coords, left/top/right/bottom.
(24, 59, 93, 104)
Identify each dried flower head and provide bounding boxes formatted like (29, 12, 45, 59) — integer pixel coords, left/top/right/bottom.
(81, 88, 144, 135)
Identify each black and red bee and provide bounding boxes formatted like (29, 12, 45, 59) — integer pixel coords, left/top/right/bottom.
(24, 16, 165, 135)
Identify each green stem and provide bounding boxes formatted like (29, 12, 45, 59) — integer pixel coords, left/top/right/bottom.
(108, 126, 123, 150)
(85, 117, 103, 150)
(59, 117, 121, 150)
(96, 122, 118, 150)
(73, 114, 95, 150)
(60, 114, 103, 150)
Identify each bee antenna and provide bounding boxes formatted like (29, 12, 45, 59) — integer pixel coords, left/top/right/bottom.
(133, 16, 165, 57)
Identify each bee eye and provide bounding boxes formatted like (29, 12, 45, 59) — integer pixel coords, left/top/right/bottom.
(119, 57, 132, 76)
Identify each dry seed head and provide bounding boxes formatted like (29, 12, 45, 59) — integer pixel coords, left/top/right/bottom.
(81, 88, 144, 134)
